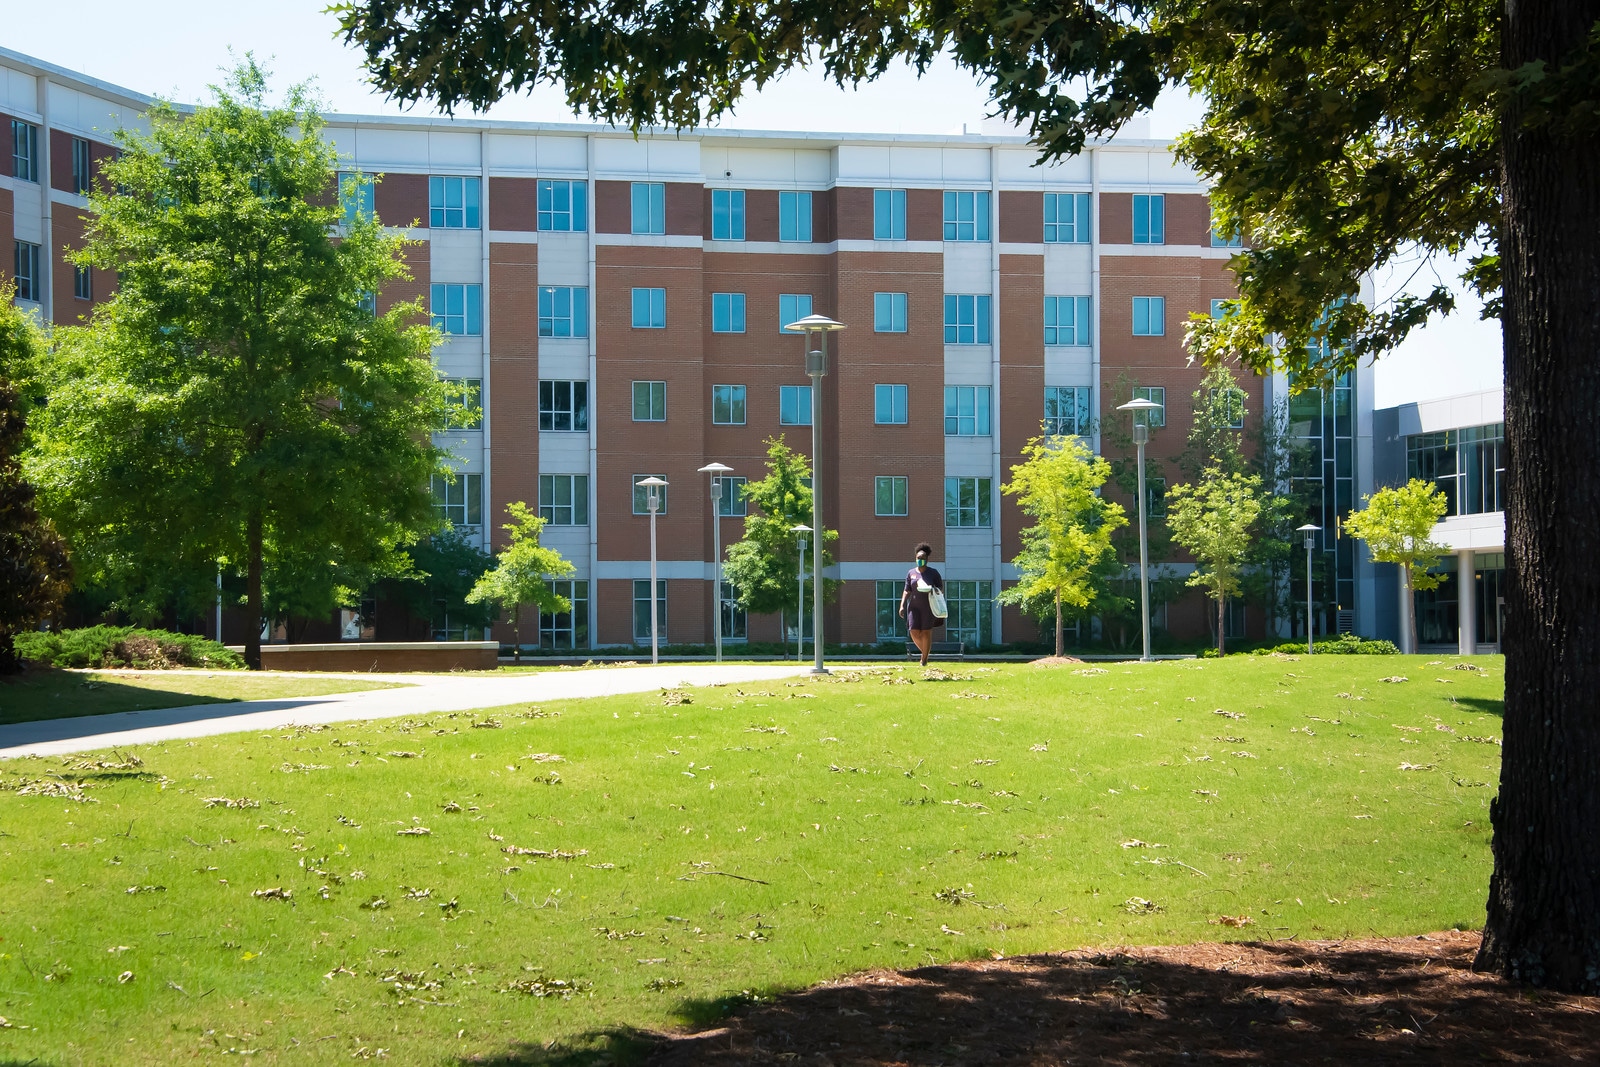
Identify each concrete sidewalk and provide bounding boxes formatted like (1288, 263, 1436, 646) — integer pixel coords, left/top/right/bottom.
(0, 663, 811, 759)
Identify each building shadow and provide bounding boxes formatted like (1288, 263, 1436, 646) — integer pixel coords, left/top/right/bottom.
(462, 933, 1600, 1066)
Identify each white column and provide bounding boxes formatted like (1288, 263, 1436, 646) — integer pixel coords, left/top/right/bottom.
(1457, 549, 1477, 655)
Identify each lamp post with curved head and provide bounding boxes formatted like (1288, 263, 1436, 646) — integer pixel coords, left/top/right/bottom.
(637, 476, 668, 665)
(791, 524, 812, 663)
(1297, 523, 1321, 654)
(698, 462, 734, 663)
(783, 313, 846, 675)
(1116, 397, 1165, 663)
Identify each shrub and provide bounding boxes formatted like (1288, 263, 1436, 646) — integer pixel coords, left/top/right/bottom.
(1251, 634, 1400, 656)
(15, 626, 245, 670)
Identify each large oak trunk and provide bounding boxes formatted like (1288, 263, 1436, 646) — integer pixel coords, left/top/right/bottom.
(1476, 0, 1600, 992)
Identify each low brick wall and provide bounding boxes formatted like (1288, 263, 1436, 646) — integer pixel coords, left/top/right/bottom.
(228, 642, 500, 673)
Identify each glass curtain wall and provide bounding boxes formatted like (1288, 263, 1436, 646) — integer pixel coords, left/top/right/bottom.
(1288, 369, 1356, 634)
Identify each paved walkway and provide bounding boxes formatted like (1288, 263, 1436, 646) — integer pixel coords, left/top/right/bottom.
(0, 663, 812, 759)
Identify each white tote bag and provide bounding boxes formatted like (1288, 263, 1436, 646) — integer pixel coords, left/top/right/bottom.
(928, 587, 949, 619)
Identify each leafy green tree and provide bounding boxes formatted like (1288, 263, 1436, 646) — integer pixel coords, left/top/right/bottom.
(999, 434, 1126, 656)
(1166, 470, 1264, 655)
(25, 60, 450, 669)
(380, 527, 497, 638)
(338, 0, 1600, 990)
(1344, 479, 1450, 655)
(1178, 364, 1248, 481)
(466, 502, 575, 655)
(0, 293, 70, 673)
(721, 437, 838, 641)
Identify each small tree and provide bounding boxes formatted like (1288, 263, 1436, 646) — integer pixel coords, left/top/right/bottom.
(1166, 469, 1264, 655)
(27, 60, 450, 668)
(721, 437, 838, 644)
(466, 502, 575, 655)
(380, 527, 497, 639)
(1344, 479, 1449, 653)
(0, 294, 70, 673)
(998, 434, 1126, 656)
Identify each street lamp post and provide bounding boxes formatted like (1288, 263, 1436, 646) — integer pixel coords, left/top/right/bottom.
(637, 476, 668, 665)
(698, 462, 734, 663)
(783, 313, 846, 676)
(1116, 397, 1165, 662)
(792, 525, 812, 663)
(1297, 523, 1321, 654)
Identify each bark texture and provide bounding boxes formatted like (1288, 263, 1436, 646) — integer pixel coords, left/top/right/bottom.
(1476, 0, 1600, 991)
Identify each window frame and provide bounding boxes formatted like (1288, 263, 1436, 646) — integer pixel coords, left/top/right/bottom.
(874, 291, 909, 333)
(442, 376, 483, 429)
(538, 473, 590, 526)
(711, 384, 747, 426)
(70, 136, 91, 195)
(538, 379, 590, 432)
(711, 188, 747, 240)
(778, 293, 813, 332)
(1043, 192, 1091, 243)
(631, 287, 666, 329)
(711, 292, 747, 334)
(539, 579, 589, 649)
(1043, 295, 1092, 347)
(779, 384, 813, 426)
(72, 264, 92, 301)
(1132, 193, 1166, 245)
(943, 294, 993, 345)
(873, 188, 907, 241)
(13, 241, 40, 302)
(1132, 386, 1167, 428)
(717, 475, 749, 517)
(631, 380, 667, 422)
(1132, 296, 1167, 337)
(538, 285, 590, 338)
(942, 190, 991, 241)
(430, 283, 484, 336)
(874, 383, 909, 425)
(778, 190, 814, 242)
(632, 579, 668, 643)
(944, 477, 994, 528)
(874, 475, 910, 517)
(11, 120, 38, 184)
(944, 385, 993, 437)
(428, 175, 482, 229)
(630, 182, 666, 234)
(536, 178, 588, 232)
(632, 474, 669, 516)
(1043, 385, 1092, 436)
(431, 472, 483, 528)
(876, 580, 909, 640)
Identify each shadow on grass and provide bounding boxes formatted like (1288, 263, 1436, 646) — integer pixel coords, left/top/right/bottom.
(1454, 695, 1505, 718)
(463, 933, 1600, 1066)
(0, 667, 241, 728)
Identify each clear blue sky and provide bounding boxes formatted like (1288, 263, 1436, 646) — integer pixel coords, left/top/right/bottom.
(1, 0, 1500, 407)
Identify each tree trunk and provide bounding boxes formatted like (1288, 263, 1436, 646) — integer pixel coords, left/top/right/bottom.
(1217, 594, 1226, 657)
(512, 603, 521, 663)
(1476, 0, 1600, 993)
(1054, 593, 1063, 657)
(244, 506, 263, 671)
(1404, 566, 1418, 656)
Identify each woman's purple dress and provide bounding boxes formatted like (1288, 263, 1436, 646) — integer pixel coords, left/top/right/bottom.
(903, 565, 945, 631)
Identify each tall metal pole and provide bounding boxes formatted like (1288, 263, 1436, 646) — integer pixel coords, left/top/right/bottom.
(808, 346, 827, 675)
(712, 488, 722, 664)
(215, 565, 223, 642)
(649, 495, 659, 665)
(798, 535, 806, 663)
(1306, 535, 1315, 654)
(1134, 424, 1153, 662)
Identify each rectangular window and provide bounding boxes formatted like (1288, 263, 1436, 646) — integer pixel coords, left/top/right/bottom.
(1146, 477, 1168, 519)
(711, 188, 746, 240)
(538, 380, 589, 432)
(720, 580, 746, 641)
(633, 579, 668, 643)
(632, 474, 669, 515)
(1407, 424, 1506, 517)
(338, 171, 375, 224)
(1210, 211, 1243, 247)
(631, 287, 666, 328)
(1132, 385, 1166, 428)
(779, 384, 813, 426)
(1132, 193, 1165, 244)
(1043, 386, 1091, 436)
(431, 473, 483, 528)
(711, 292, 747, 333)
(873, 189, 907, 241)
(711, 384, 746, 426)
(943, 190, 991, 241)
(945, 477, 993, 528)
(1043, 295, 1092, 346)
(943, 294, 992, 344)
(874, 383, 909, 425)
(70, 136, 91, 195)
(1211, 298, 1233, 319)
(778, 293, 813, 331)
(538, 285, 590, 337)
(538, 473, 590, 525)
(1043, 192, 1091, 243)
(443, 377, 483, 429)
(536, 179, 587, 232)
(428, 176, 481, 229)
(1211, 386, 1247, 429)
(358, 290, 378, 316)
(874, 292, 908, 333)
(11, 120, 37, 183)
(876, 580, 909, 640)
(945, 580, 994, 647)
(944, 385, 992, 437)
(13, 241, 40, 302)
(778, 190, 813, 242)
(718, 475, 749, 517)
(430, 283, 483, 335)
(632, 380, 667, 422)
(540, 579, 589, 649)
(1132, 296, 1166, 337)
(631, 182, 665, 234)
(73, 265, 92, 301)
(875, 476, 909, 517)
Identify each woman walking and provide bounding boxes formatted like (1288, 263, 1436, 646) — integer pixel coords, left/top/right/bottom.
(899, 542, 945, 666)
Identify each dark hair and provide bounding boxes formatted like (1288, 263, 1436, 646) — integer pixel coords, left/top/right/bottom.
(914, 542, 933, 558)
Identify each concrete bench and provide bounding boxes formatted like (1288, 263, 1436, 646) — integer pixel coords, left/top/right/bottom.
(906, 640, 966, 660)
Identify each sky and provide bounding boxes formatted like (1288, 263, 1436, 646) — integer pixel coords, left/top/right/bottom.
(1, 0, 1501, 408)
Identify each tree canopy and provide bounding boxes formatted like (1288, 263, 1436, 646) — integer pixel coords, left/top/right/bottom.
(26, 60, 451, 668)
(1344, 479, 1450, 653)
(721, 437, 838, 633)
(466, 501, 576, 650)
(1166, 469, 1263, 655)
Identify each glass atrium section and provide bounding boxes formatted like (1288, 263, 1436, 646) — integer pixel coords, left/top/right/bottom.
(1288, 370, 1356, 627)
(1406, 424, 1505, 516)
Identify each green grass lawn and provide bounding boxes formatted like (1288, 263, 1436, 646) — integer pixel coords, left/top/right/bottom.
(0, 670, 403, 727)
(0, 655, 1503, 1065)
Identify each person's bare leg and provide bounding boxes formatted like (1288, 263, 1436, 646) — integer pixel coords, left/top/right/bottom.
(912, 629, 932, 666)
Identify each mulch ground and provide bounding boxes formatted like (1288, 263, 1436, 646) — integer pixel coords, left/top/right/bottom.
(638, 931, 1600, 1065)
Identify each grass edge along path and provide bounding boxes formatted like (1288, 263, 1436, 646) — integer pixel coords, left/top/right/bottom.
(0, 669, 405, 727)
(0, 655, 1503, 1064)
